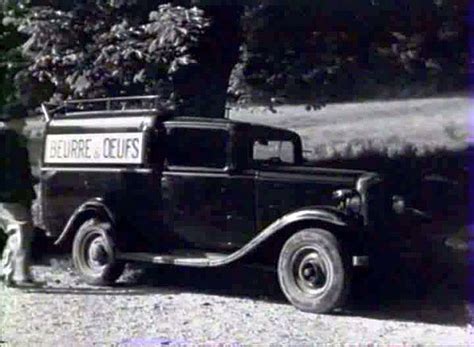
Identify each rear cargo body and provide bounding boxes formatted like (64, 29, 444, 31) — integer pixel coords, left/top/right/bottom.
(40, 114, 163, 250)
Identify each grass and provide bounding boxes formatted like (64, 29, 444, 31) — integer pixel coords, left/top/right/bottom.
(229, 96, 468, 161)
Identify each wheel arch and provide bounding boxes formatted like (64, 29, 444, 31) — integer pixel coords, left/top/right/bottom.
(54, 198, 117, 250)
(222, 207, 359, 266)
(247, 217, 351, 265)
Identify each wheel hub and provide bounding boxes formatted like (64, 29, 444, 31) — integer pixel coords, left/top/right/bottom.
(295, 251, 328, 293)
(88, 238, 108, 266)
(301, 259, 325, 287)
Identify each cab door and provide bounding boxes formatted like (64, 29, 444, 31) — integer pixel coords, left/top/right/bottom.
(223, 173, 256, 247)
(161, 126, 232, 250)
(162, 172, 228, 249)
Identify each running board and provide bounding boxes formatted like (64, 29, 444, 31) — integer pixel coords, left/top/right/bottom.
(118, 252, 369, 268)
(117, 251, 229, 267)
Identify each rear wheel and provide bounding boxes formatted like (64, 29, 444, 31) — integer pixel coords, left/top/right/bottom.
(72, 218, 124, 286)
(278, 228, 350, 313)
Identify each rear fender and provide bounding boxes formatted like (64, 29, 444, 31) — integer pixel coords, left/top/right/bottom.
(54, 198, 117, 247)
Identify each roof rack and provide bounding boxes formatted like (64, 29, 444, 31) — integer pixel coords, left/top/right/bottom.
(41, 95, 163, 121)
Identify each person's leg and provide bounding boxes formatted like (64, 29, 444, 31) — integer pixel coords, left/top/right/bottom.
(1, 226, 17, 285)
(0, 204, 13, 284)
(0, 203, 36, 285)
(11, 221, 34, 283)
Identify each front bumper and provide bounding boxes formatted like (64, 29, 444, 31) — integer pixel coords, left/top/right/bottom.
(352, 255, 369, 267)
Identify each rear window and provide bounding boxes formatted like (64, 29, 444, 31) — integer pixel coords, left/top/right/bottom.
(167, 128, 228, 169)
(253, 140, 295, 164)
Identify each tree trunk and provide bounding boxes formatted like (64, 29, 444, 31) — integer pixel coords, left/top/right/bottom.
(173, 4, 243, 118)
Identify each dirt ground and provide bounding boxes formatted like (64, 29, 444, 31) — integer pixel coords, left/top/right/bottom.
(0, 246, 472, 346)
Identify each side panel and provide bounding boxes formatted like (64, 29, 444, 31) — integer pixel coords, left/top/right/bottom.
(40, 115, 166, 250)
(41, 169, 122, 237)
(41, 169, 164, 251)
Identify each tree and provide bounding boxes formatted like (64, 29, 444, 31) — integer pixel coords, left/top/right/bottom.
(1, 0, 468, 116)
(4, 0, 243, 117)
(0, 7, 24, 110)
(231, 0, 468, 105)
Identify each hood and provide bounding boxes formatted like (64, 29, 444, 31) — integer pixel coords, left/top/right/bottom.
(256, 165, 370, 186)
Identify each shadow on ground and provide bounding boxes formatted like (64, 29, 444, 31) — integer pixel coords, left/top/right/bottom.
(130, 251, 470, 327)
(28, 243, 470, 328)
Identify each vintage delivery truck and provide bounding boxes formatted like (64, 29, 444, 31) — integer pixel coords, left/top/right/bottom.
(38, 95, 408, 313)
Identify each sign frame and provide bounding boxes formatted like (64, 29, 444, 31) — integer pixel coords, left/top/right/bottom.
(44, 132, 145, 165)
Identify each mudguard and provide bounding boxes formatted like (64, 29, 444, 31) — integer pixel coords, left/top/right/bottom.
(206, 206, 357, 266)
(54, 197, 117, 246)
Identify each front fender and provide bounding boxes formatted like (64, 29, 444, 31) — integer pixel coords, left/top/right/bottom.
(209, 206, 357, 266)
(54, 198, 116, 246)
(280, 206, 352, 227)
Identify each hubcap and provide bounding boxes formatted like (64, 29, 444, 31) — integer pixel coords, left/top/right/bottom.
(82, 232, 111, 273)
(292, 247, 330, 295)
(88, 238, 108, 266)
(300, 256, 326, 287)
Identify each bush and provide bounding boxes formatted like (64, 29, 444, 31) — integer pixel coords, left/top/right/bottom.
(312, 147, 468, 211)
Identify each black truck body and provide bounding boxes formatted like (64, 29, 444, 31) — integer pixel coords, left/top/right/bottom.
(38, 96, 398, 313)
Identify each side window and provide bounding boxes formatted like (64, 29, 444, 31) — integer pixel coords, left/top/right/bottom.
(253, 140, 295, 164)
(167, 128, 229, 169)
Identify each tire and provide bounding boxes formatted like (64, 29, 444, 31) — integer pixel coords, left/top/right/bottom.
(72, 218, 124, 286)
(277, 228, 350, 314)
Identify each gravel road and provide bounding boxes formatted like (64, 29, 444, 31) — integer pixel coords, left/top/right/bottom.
(0, 255, 472, 346)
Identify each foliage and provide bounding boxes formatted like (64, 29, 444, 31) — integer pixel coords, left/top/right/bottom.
(231, 0, 469, 105)
(0, 8, 24, 110)
(18, 3, 206, 100)
(0, 0, 468, 114)
(3, 0, 243, 117)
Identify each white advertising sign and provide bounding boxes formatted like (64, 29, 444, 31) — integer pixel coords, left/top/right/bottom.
(44, 132, 144, 164)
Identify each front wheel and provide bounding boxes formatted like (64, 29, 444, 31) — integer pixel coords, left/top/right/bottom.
(72, 218, 124, 286)
(278, 228, 350, 313)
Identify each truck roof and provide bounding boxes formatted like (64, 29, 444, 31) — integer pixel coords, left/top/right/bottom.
(166, 117, 300, 141)
(48, 114, 299, 140)
(42, 95, 300, 139)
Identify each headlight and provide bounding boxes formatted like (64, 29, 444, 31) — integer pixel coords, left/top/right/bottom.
(345, 194, 362, 214)
(333, 189, 362, 214)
